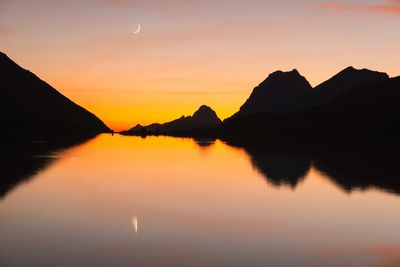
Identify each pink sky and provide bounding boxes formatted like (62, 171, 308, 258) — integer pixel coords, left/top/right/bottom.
(1, 0, 399, 130)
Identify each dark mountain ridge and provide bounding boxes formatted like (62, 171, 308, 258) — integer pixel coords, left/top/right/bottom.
(122, 105, 221, 135)
(222, 76, 400, 141)
(233, 69, 313, 117)
(281, 66, 389, 112)
(231, 67, 390, 119)
(0, 52, 110, 137)
(121, 67, 398, 141)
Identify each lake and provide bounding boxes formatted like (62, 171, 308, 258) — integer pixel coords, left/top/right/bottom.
(1, 134, 399, 267)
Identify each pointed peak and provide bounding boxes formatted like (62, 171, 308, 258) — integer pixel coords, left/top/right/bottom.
(192, 104, 222, 124)
(344, 66, 356, 71)
(193, 105, 217, 115)
(291, 69, 300, 75)
(197, 105, 213, 112)
(128, 124, 145, 131)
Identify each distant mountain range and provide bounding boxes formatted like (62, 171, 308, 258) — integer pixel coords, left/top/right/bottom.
(123, 66, 399, 141)
(122, 105, 221, 135)
(0, 52, 110, 137)
(3, 52, 400, 198)
(222, 70, 400, 141)
(286, 66, 389, 112)
(2, 50, 398, 141)
(232, 66, 389, 117)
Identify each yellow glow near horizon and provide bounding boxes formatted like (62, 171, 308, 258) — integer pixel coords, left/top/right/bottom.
(58, 78, 248, 131)
(1, 0, 400, 131)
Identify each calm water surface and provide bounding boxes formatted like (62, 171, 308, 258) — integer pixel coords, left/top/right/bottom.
(0, 134, 400, 267)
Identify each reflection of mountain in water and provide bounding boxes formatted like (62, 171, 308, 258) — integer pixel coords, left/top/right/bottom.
(312, 143, 400, 195)
(226, 141, 311, 189)
(226, 139, 400, 195)
(0, 134, 94, 199)
(193, 138, 216, 149)
(245, 147, 311, 189)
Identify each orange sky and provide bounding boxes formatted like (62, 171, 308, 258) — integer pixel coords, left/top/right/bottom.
(1, 0, 400, 131)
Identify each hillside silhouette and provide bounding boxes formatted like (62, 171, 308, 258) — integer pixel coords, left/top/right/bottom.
(222, 75, 400, 141)
(231, 67, 389, 117)
(0, 52, 110, 137)
(122, 105, 221, 136)
(283, 67, 389, 112)
(2, 52, 400, 196)
(120, 67, 400, 142)
(2, 50, 400, 143)
(232, 69, 312, 117)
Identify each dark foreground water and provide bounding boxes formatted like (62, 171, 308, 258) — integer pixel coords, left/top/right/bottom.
(0, 134, 399, 267)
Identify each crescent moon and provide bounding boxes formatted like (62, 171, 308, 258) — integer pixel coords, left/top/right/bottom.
(133, 24, 141, 34)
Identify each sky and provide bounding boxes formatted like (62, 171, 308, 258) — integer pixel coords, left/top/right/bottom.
(1, 0, 399, 131)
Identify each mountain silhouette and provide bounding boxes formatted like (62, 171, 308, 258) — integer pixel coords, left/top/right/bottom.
(232, 69, 312, 117)
(311, 75, 400, 138)
(0, 52, 110, 137)
(191, 105, 222, 125)
(122, 105, 221, 135)
(222, 75, 400, 140)
(231, 67, 389, 118)
(282, 66, 389, 112)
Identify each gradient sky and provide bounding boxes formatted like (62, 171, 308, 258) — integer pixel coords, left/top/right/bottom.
(1, 0, 399, 130)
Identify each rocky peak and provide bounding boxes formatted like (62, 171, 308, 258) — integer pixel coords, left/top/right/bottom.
(192, 105, 222, 125)
(233, 69, 312, 117)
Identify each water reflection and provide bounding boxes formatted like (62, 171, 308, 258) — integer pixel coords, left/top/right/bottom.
(0, 135, 95, 199)
(244, 145, 310, 189)
(3, 134, 400, 200)
(312, 143, 400, 195)
(1, 135, 400, 267)
(226, 139, 400, 195)
(193, 137, 216, 149)
(131, 216, 138, 235)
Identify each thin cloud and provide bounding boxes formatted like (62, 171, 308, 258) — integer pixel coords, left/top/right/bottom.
(312, 0, 400, 15)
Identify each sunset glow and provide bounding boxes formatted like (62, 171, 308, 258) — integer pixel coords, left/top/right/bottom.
(1, 0, 399, 130)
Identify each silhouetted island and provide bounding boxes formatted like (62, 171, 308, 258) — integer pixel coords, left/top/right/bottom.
(0, 52, 110, 138)
(121, 105, 221, 136)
